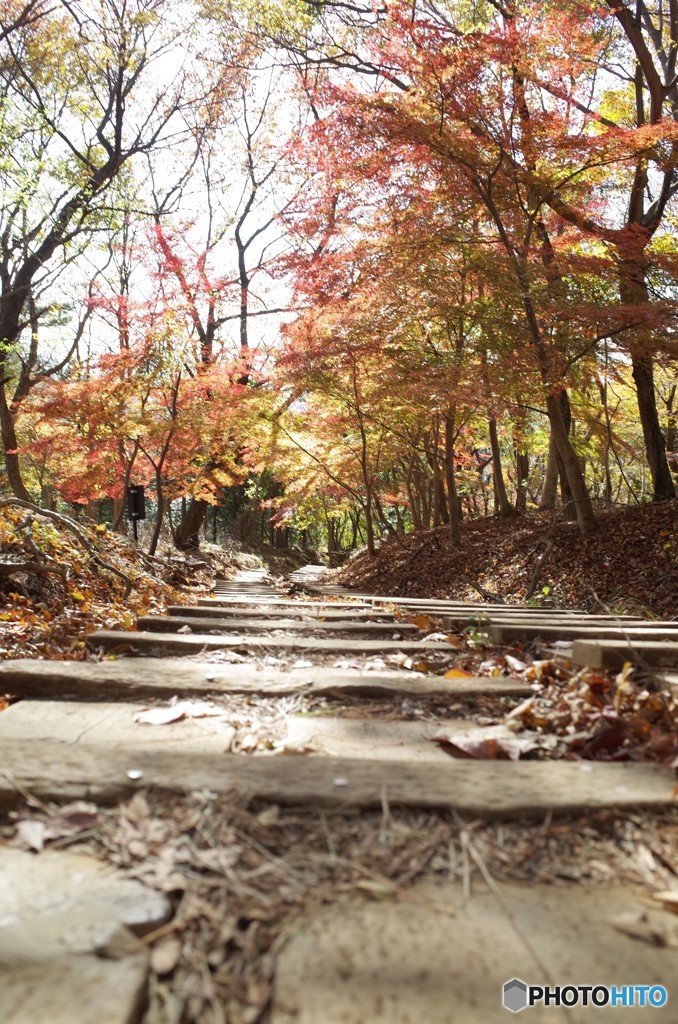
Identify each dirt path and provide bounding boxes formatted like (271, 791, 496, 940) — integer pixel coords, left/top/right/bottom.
(0, 568, 676, 1023)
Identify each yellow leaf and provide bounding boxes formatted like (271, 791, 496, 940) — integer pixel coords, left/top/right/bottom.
(444, 668, 473, 678)
(72, 589, 85, 602)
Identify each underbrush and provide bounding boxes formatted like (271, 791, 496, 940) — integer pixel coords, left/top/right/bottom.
(0, 499, 232, 660)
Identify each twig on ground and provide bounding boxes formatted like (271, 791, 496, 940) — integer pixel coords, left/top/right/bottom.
(92, 556, 135, 598)
(404, 536, 435, 567)
(525, 538, 555, 600)
(465, 573, 505, 604)
(525, 509, 563, 600)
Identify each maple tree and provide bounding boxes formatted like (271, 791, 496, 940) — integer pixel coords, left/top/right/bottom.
(259, 0, 677, 545)
(0, 0, 203, 501)
(1, 0, 676, 559)
(24, 220, 266, 552)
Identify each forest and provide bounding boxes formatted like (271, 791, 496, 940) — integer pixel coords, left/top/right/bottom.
(2, 6, 678, 1020)
(0, 0, 676, 563)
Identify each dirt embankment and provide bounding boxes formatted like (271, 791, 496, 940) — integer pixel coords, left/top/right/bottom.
(337, 501, 678, 618)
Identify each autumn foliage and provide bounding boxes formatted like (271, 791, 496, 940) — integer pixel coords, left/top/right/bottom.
(1, 0, 677, 558)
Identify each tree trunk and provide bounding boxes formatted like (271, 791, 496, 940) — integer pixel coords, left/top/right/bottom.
(444, 414, 461, 543)
(488, 417, 513, 515)
(617, 246, 675, 501)
(404, 459, 422, 531)
(539, 433, 559, 509)
(0, 386, 31, 500)
(175, 498, 208, 549)
(112, 497, 127, 534)
(41, 484, 56, 511)
(546, 393, 597, 534)
(515, 449, 529, 512)
(554, 390, 575, 520)
(363, 492, 376, 557)
(148, 492, 165, 556)
(632, 355, 675, 500)
(326, 515, 335, 562)
(431, 444, 448, 526)
(666, 385, 676, 456)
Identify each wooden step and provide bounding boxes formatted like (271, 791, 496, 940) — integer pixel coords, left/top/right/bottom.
(190, 605, 395, 621)
(572, 639, 678, 670)
(0, 659, 531, 702)
(139, 615, 420, 635)
(272, 881, 678, 1024)
(444, 611, 649, 622)
(489, 622, 678, 644)
(0, 739, 674, 816)
(0, 701, 477, 764)
(0, 700, 237, 756)
(87, 629, 455, 657)
(204, 598, 373, 611)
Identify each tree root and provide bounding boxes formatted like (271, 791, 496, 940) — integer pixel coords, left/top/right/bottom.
(0, 560, 68, 578)
(0, 498, 136, 597)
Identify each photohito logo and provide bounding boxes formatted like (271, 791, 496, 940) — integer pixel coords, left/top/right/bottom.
(502, 979, 668, 1013)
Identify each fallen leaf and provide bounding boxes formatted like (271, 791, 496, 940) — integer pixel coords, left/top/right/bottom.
(611, 909, 678, 948)
(355, 878, 398, 899)
(151, 935, 183, 975)
(16, 818, 46, 851)
(433, 724, 558, 761)
(133, 700, 227, 725)
(44, 801, 98, 839)
(504, 654, 527, 672)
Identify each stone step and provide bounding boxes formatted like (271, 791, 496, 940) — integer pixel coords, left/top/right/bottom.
(0, 659, 530, 702)
(0, 739, 674, 816)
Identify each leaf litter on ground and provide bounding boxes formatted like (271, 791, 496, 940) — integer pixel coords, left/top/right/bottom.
(3, 792, 676, 1024)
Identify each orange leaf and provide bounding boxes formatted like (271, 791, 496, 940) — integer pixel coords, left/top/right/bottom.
(444, 668, 473, 678)
(411, 613, 434, 630)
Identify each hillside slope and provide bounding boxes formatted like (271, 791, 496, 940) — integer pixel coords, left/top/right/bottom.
(337, 501, 678, 618)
